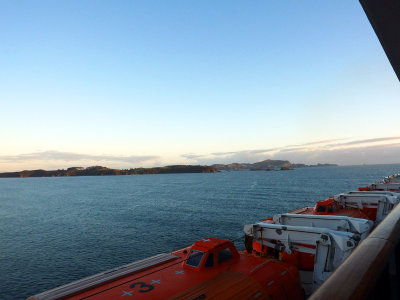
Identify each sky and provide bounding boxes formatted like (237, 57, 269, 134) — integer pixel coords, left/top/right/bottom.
(1, 1, 399, 172)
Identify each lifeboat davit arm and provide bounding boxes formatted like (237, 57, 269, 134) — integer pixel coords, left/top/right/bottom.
(272, 213, 373, 239)
(367, 183, 400, 192)
(334, 193, 398, 222)
(244, 223, 360, 292)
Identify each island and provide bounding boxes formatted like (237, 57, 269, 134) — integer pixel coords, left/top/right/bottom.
(0, 165, 219, 178)
(0, 160, 338, 178)
(211, 159, 337, 171)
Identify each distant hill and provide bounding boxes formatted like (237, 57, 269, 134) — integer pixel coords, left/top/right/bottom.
(0, 161, 338, 178)
(211, 160, 337, 171)
(0, 165, 219, 178)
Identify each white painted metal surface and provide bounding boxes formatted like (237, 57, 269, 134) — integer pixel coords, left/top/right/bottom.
(369, 182, 400, 191)
(347, 190, 400, 202)
(333, 193, 397, 222)
(383, 174, 400, 183)
(244, 223, 360, 292)
(272, 213, 373, 239)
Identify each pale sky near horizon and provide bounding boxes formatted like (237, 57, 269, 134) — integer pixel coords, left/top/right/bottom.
(1, 1, 400, 172)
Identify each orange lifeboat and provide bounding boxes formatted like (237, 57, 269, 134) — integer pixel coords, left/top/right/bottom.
(29, 237, 304, 300)
(311, 198, 370, 219)
(28, 176, 398, 300)
(251, 197, 370, 272)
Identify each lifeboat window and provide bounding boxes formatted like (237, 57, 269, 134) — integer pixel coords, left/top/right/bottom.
(186, 250, 204, 267)
(205, 253, 214, 267)
(328, 205, 333, 212)
(218, 248, 233, 263)
(316, 205, 326, 212)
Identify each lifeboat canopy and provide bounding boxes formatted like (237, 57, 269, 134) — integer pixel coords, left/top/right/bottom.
(314, 198, 341, 214)
(183, 237, 239, 270)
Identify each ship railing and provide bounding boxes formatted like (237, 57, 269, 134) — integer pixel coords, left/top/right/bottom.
(309, 199, 400, 300)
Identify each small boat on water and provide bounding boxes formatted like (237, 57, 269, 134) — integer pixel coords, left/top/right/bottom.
(28, 174, 400, 300)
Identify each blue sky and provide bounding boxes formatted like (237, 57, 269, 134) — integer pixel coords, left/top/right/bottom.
(1, 1, 399, 171)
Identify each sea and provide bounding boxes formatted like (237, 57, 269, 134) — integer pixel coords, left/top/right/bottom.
(1, 164, 400, 300)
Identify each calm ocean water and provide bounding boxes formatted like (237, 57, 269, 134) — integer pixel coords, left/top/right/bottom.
(1, 164, 400, 300)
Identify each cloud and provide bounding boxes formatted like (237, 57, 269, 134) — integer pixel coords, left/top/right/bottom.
(210, 148, 277, 157)
(181, 137, 400, 166)
(325, 137, 400, 148)
(248, 148, 279, 154)
(185, 148, 280, 164)
(185, 151, 276, 165)
(0, 151, 159, 165)
(285, 138, 350, 148)
(210, 151, 239, 156)
(181, 153, 207, 159)
(278, 146, 310, 153)
(205, 139, 353, 161)
(3, 137, 400, 172)
(272, 142, 400, 165)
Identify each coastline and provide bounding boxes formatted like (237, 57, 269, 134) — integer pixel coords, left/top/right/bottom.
(0, 165, 219, 178)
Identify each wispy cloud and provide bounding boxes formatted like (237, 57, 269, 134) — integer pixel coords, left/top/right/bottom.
(180, 138, 352, 163)
(206, 139, 351, 160)
(248, 148, 279, 154)
(0, 151, 159, 165)
(2, 137, 400, 172)
(272, 142, 400, 165)
(210, 151, 239, 156)
(181, 153, 207, 159)
(278, 146, 310, 153)
(210, 148, 278, 157)
(181, 137, 400, 165)
(325, 137, 400, 148)
(285, 138, 350, 148)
